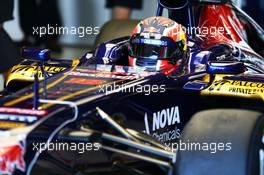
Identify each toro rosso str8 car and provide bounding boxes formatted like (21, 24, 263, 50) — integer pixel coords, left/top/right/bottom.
(0, 0, 264, 175)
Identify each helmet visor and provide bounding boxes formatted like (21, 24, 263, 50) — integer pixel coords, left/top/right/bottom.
(129, 36, 184, 60)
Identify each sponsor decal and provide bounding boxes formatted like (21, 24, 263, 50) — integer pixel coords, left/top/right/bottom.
(0, 114, 37, 123)
(151, 106, 180, 131)
(64, 71, 137, 80)
(76, 66, 156, 77)
(144, 106, 181, 143)
(0, 108, 47, 116)
(11, 65, 66, 74)
(0, 122, 26, 129)
(65, 78, 106, 85)
(0, 142, 26, 174)
(206, 79, 264, 96)
(5, 66, 77, 107)
(152, 127, 181, 143)
(228, 87, 264, 95)
(9, 65, 66, 79)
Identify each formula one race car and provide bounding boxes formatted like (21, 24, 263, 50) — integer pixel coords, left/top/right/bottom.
(0, 0, 264, 175)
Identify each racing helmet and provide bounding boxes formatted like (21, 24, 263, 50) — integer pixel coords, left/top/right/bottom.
(128, 16, 187, 75)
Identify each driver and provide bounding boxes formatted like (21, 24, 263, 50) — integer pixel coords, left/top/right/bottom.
(83, 16, 189, 75)
(128, 16, 187, 75)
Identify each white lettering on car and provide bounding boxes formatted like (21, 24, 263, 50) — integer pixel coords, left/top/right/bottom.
(144, 106, 180, 133)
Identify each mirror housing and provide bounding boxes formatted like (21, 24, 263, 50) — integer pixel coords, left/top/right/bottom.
(21, 48, 51, 62)
(206, 61, 246, 74)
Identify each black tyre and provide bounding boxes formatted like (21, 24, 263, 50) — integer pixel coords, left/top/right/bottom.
(176, 109, 264, 175)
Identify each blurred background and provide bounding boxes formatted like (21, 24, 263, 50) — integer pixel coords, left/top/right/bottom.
(2, 0, 264, 58)
(4, 0, 157, 58)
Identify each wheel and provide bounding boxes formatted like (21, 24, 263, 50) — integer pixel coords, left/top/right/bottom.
(175, 109, 264, 175)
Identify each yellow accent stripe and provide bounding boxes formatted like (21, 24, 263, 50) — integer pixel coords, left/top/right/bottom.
(4, 66, 77, 107)
(40, 79, 125, 109)
(0, 121, 26, 128)
(72, 58, 80, 67)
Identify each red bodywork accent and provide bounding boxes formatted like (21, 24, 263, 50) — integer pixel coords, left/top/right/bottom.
(0, 107, 48, 116)
(65, 78, 107, 85)
(198, 4, 249, 50)
(0, 143, 25, 174)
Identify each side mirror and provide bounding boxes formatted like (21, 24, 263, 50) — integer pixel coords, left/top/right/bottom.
(206, 61, 246, 75)
(21, 48, 50, 103)
(21, 48, 51, 62)
(184, 61, 245, 91)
